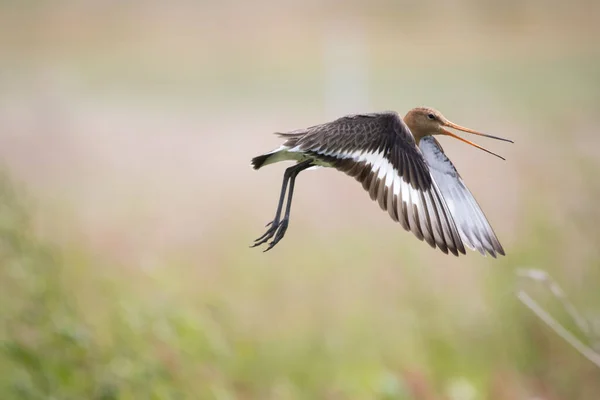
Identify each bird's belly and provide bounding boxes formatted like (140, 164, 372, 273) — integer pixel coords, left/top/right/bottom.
(269, 146, 334, 168)
(308, 156, 334, 168)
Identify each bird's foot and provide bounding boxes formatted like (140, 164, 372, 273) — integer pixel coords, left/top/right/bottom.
(251, 219, 279, 247)
(263, 219, 289, 252)
(250, 218, 289, 252)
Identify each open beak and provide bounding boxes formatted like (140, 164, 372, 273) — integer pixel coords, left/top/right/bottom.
(441, 121, 514, 161)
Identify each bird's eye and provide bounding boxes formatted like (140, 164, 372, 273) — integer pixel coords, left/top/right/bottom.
(427, 113, 435, 120)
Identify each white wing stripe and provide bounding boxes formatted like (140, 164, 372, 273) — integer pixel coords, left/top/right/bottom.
(292, 144, 466, 255)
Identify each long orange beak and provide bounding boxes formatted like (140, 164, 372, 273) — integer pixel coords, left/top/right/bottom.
(441, 121, 513, 161)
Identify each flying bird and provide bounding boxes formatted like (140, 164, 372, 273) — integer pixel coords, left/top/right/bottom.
(249, 107, 513, 257)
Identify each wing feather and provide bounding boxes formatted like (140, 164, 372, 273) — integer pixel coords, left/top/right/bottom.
(419, 136, 505, 257)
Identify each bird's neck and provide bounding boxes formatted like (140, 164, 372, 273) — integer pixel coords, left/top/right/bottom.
(403, 117, 429, 144)
(407, 127, 429, 145)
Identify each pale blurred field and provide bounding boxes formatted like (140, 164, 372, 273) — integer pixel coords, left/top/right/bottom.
(1, 1, 600, 399)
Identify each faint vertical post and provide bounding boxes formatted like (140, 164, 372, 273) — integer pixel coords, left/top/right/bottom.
(322, 20, 370, 117)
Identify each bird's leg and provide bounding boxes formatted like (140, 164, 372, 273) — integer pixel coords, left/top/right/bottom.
(251, 168, 291, 246)
(263, 162, 306, 251)
(252, 160, 312, 251)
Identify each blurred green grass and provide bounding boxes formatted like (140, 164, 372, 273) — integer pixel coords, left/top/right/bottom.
(1, 167, 599, 399)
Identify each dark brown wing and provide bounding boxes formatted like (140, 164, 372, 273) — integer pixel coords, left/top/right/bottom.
(419, 136, 505, 257)
(276, 112, 466, 256)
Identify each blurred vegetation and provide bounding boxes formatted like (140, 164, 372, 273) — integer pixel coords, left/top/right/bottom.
(0, 169, 599, 399)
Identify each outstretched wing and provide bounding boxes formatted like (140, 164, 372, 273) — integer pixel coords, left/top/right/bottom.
(277, 111, 466, 256)
(419, 136, 505, 258)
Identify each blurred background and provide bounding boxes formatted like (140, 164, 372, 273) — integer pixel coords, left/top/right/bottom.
(1, 1, 599, 399)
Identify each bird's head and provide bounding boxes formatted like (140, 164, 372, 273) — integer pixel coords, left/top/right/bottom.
(404, 107, 514, 160)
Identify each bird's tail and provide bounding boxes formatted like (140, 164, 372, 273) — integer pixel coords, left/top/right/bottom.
(250, 153, 272, 170)
(252, 136, 302, 170)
